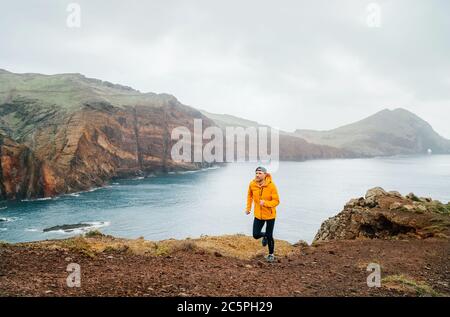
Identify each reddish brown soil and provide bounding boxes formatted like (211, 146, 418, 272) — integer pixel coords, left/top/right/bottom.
(0, 239, 449, 297)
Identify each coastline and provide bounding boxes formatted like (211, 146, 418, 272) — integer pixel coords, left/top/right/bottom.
(3, 154, 449, 203)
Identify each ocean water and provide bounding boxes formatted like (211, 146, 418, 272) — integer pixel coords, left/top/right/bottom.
(0, 155, 449, 244)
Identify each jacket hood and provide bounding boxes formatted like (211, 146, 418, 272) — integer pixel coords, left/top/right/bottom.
(252, 173, 272, 186)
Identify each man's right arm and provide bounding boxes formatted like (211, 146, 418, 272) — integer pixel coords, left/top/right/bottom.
(246, 184, 253, 212)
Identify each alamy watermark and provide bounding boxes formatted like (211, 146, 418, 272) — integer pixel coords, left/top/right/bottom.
(66, 263, 81, 288)
(366, 3, 382, 28)
(366, 263, 381, 288)
(66, 3, 81, 28)
(171, 119, 280, 172)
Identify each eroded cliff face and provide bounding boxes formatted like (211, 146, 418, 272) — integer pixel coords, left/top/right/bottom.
(0, 135, 48, 199)
(0, 95, 215, 200)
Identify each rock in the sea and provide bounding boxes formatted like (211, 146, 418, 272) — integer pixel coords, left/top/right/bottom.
(43, 223, 92, 233)
(313, 187, 450, 243)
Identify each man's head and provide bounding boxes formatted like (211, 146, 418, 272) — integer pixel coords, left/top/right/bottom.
(255, 166, 267, 182)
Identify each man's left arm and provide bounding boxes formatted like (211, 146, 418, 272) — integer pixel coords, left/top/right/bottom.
(263, 184, 280, 208)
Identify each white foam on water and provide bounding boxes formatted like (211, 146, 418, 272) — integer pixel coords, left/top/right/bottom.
(64, 185, 113, 198)
(21, 196, 53, 202)
(0, 217, 20, 223)
(36, 197, 53, 201)
(0, 228, 7, 231)
(177, 170, 197, 174)
(86, 187, 105, 193)
(85, 221, 111, 228)
(204, 166, 221, 170)
(25, 228, 39, 232)
(171, 166, 222, 175)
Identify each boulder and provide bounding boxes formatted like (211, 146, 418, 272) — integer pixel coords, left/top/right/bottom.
(365, 187, 387, 207)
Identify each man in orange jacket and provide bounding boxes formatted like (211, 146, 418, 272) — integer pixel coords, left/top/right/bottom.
(245, 166, 280, 262)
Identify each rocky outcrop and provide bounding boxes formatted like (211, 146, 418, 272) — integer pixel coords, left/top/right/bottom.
(313, 187, 450, 243)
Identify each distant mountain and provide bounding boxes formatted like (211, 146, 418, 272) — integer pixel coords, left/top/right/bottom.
(295, 108, 450, 156)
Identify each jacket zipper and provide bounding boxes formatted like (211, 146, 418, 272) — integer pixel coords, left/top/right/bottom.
(260, 186, 264, 220)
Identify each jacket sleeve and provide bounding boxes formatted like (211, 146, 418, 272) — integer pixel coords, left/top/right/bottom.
(263, 183, 280, 208)
(246, 184, 253, 211)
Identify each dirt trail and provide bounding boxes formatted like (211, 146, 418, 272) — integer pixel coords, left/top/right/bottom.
(1, 236, 448, 297)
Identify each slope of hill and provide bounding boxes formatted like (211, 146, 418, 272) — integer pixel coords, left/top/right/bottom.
(199, 109, 267, 129)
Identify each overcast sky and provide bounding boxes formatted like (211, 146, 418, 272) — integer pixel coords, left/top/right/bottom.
(1, 0, 449, 137)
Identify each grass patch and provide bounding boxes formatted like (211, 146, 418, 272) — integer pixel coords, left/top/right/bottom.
(191, 234, 295, 260)
(422, 224, 447, 233)
(84, 230, 105, 238)
(153, 243, 171, 256)
(420, 201, 450, 215)
(171, 240, 197, 253)
(382, 275, 445, 297)
(408, 193, 421, 202)
(19, 234, 295, 260)
(58, 237, 96, 258)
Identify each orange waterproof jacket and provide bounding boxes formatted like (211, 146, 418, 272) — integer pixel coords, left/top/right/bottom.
(246, 173, 280, 220)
